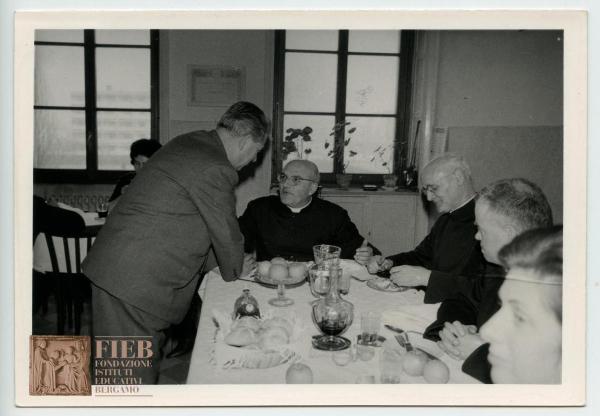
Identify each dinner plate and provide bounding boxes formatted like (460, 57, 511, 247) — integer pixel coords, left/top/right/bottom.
(366, 277, 410, 292)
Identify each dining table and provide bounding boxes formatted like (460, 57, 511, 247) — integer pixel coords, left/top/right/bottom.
(186, 261, 479, 385)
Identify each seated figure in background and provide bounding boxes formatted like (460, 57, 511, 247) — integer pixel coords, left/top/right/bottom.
(481, 225, 563, 384)
(426, 178, 554, 383)
(108, 138, 162, 207)
(366, 153, 484, 304)
(239, 159, 378, 262)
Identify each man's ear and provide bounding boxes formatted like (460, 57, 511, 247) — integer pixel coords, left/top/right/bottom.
(453, 168, 466, 185)
(503, 223, 520, 241)
(308, 182, 319, 196)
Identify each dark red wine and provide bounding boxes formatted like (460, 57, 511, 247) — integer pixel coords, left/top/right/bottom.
(318, 319, 347, 336)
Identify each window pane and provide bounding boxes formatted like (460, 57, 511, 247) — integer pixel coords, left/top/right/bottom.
(346, 55, 399, 114)
(95, 30, 150, 45)
(344, 117, 396, 174)
(284, 52, 337, 112)
(34, 109, 86, 169)
(35, 30, 83, 43)
(97, 111, 151, 170)
(286, 30, 338, 51)
(348, 30, 400, 53)
(35, 45, 85, 107)
(96, 48, 150, 109)
(283, 115, 335, 174)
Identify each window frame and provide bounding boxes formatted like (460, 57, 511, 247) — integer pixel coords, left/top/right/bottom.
(272, 29, 415, 186)
(33, 29, 160, 184)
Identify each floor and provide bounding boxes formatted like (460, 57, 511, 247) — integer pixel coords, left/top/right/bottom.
(32, 288, 193, 385)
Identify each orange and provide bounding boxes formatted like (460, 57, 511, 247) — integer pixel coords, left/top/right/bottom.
(268, 264, 289, 282)
(423, 359, 450, 384)
(285, 363, 313, 384)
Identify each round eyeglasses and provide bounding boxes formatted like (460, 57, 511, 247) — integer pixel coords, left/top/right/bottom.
(277, 173, 316, 186)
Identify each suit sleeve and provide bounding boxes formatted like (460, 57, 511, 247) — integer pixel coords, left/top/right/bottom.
(331, 209, 381, 258)
(185, 164, 244, 281)
(386, 227, 435, 267)
(238, 202, 259, 254)
(462, 343, 493, 384)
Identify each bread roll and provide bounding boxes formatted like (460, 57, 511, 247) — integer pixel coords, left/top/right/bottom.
(261, 317, 293, 337)
(224, 327, 258, 347)
(231, 316, 261, 332)
(258, 326, 289, 351)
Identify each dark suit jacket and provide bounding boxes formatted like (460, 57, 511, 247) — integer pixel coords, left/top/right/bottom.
(387, 199, 485, 303)
(82, 130, 244, 324)
(239, 195, 379, 261)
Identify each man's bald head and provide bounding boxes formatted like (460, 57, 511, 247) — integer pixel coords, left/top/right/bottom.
(420, 153, 475, 213)
(285, 159, 320, 183)
(278, 159, 320, 209)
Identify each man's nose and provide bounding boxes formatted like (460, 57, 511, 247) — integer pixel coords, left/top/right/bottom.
(425, 190, 435, 201)
(474, 231, 481, 241)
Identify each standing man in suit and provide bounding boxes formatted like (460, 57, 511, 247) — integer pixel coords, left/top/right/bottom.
(366, 153, 484, 304)
(82, 101, 269, 383)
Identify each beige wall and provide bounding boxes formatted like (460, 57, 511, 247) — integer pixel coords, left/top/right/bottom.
(435, 30, 563, 127)
(430, 30, 564, 222)
(159, 30, 274, 215)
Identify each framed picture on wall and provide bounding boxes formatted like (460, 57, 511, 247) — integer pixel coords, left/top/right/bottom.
(187, 65, 245, 107)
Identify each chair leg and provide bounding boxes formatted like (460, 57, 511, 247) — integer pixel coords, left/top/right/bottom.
(56, 277, 65, 335)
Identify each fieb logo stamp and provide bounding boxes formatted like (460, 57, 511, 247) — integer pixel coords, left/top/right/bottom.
(29, 336, 92, 396)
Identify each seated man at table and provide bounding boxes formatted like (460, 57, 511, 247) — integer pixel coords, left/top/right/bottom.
(366, 153, 484, 304)
(239, 159, 378, 262)
(425, 178, 553, 383)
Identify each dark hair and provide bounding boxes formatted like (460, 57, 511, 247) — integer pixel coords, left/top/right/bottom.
(477, 178, 553, 232)
(498, 225, 563, 321)
(130, 139, 162, 164)
(217, 101, 270, 145)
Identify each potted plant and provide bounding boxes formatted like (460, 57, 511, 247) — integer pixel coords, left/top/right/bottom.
(326, 121, 357, 189)
(282, 126, 313, 161)
(371, 144, 398, 189)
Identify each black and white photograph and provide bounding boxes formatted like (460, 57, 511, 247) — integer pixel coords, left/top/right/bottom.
(10, 8, 587, 408)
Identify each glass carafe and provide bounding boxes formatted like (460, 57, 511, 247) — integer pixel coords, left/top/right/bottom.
(311, 267, 354, 351)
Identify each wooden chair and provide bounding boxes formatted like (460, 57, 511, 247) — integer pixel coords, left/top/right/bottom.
(42, 226, 99, 335)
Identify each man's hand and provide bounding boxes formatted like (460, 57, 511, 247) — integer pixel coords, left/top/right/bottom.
(353, 239, 373, 265)
(437, 321, 482, 361)
(389, 265, 431, 287)
(241, 253, 257, 278)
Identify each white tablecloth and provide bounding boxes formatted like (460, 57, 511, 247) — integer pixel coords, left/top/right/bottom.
(187, 266, 479, 385)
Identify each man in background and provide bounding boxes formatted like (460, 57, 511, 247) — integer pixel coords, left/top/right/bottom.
(367, 153, 483, 304)
(239, 159, 377, 262)
(108, 138, 162, 208)
(83, 101, 270, 383)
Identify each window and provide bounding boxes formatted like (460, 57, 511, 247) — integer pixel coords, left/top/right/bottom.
(273, 30, 415, 185)
(34, 29, 159, 183)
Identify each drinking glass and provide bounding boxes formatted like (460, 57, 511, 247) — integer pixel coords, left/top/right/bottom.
(360, 311, 381, 345)
(268, 267, 294, 307)
(308, 265, 330, 298)
(312, 244, 342, 269)
(97, 202, 109, 218)
(338, 267, 351, 295)
(379, 347, 404, 384)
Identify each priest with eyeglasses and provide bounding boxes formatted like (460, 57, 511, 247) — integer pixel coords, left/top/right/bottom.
(239, 159, 379, 262)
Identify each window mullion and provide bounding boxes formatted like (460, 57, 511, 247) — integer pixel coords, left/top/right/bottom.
(334, 30, 349, 174)
(150, 29, 160, 142)
(84, 29, 98, 175)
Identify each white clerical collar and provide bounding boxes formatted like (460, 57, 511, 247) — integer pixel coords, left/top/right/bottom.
(288, 198, 312, 213)
(450, 194, 475, 213)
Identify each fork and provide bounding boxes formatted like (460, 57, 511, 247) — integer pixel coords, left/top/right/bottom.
(394, 333, 438, 360)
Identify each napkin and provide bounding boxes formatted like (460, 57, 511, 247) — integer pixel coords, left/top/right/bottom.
(381, 303, 441, 334)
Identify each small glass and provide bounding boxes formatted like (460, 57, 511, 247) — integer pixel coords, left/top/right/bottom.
(356, 343, 375, 361)
(379, 347, 404, 384)
(97, 201, 109, 218)
(355, 375, 376, 384)
(360, 311, 381, 346)
(309, 265, 330, 298)
(338, 267, 351, 295)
